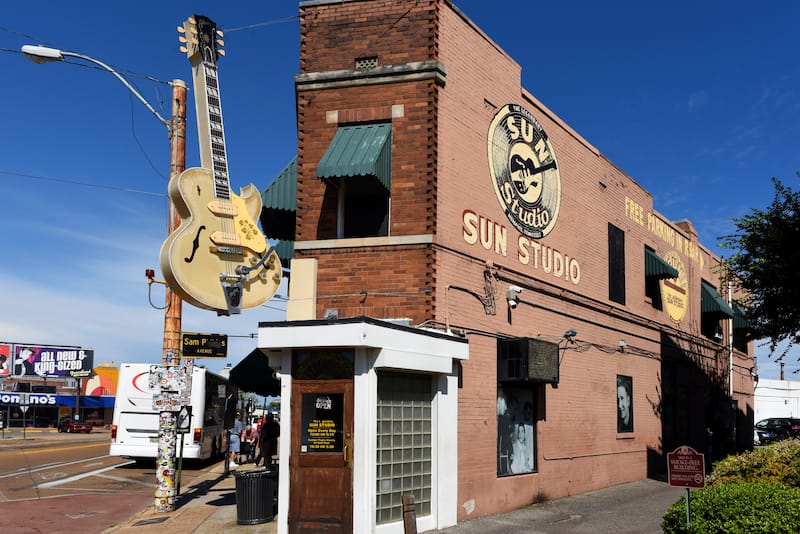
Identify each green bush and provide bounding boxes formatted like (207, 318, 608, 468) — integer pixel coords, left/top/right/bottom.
(662, 481, 800, 533)
(708, 438, 800, 488)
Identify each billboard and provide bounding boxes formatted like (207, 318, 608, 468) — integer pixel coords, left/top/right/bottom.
(13, 345, 94, 378)
(0, 344, 9, 376)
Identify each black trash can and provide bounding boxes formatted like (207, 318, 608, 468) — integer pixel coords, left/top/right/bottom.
(233, 468, 274, 525)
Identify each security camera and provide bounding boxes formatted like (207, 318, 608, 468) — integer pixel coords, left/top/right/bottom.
(506, 285, 522, 309)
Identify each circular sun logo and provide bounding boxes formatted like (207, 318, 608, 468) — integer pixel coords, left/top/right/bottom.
(488, 104, 561, 238)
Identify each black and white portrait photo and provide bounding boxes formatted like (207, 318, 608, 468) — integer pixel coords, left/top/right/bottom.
(497, 385, 534, 476)
(616, 375, 633, 433)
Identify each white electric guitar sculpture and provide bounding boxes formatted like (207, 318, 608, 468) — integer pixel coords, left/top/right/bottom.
(160, 14, 281, 314)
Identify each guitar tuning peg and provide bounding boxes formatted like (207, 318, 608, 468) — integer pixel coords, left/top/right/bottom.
(188, 16, 196, 23)
(218, 49, 226, 56)
(177, 26, 186, 33)
(216, 39, 225, 46)
(179, 46, 188, 53)
(179, 36, 187, 43)
(216, 29, 224, 37)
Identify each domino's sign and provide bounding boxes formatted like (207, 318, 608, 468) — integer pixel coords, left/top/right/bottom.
(0, 393, 57, 406)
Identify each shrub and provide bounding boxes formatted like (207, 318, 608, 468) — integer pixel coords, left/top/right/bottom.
(707, 439, 800, 488)
(662, 481, 800, 533)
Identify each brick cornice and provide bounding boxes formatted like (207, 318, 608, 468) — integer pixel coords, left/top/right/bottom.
(295, 61, 447, 91)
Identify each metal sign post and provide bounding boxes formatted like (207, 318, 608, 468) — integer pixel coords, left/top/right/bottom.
(667, 445, 706, 529)
(19, 393, 29, 439)
(176, 405, 192, 496)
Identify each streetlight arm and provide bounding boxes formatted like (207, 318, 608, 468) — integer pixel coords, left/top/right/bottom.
(21, 44, 170, 128)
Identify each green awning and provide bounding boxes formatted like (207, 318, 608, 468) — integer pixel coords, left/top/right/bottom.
(316, 124, 392, 191)
(260, 157, 297, 241)
(644, 248, 678, 279)
(262, 157, 297, 212)
(733, 302, 752, 330)
(274, 240, 294, 264)
(701, 281, 734, 318)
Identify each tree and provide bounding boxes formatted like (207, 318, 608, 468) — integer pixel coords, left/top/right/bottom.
(720, 177, 800, 355)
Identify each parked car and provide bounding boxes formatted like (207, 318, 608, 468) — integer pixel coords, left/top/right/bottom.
(58, 417, 92, 433)
(754, 418, 800, 444)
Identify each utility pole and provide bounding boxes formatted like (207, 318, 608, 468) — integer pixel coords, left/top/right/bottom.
(153, 79, 188, 514)
(163, 80, 187, 367)
(20, 43, 189, 515)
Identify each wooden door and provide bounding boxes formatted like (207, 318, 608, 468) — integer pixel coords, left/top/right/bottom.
(289, 379, 353, 533)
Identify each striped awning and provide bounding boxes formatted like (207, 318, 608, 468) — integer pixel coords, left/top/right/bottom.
(317, 124, 392, 191)
(701, 281, 734, 318)
(262, 157, 297, 212)
(644, 248, 678, 279)
(260, 157, 297, 242)
(733, 302, 752, 330)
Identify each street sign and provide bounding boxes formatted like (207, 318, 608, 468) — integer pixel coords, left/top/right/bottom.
(181, 332, 228, 359)
(19, 392, 29, 414)
(177, 405, 192, 434)
(667, 446, 705, 488)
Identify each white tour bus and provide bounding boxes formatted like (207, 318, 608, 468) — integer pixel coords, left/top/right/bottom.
(110, 362, 237, 460)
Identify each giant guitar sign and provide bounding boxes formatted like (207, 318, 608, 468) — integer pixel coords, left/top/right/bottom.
(160, 15, 282, 315)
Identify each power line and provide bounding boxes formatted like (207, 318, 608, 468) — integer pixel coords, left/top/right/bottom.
(0, 169, 166, 197)
(221, 16, 299, 33)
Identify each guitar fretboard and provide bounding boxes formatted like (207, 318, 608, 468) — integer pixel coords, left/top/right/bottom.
(202, 58, 231, 200)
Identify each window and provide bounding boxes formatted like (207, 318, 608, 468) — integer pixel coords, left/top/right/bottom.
(317, 123, 392, 239)
(340, 175, 389, 238)
(376, 372, 433, 524)
(700, 280, 734, 341)
(608, 223, 626, 304)
(644, 246, 678, 310)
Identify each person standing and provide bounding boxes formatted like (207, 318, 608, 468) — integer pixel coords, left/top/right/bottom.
(256, 413, 280, 467)
(229, 412, 244, 468)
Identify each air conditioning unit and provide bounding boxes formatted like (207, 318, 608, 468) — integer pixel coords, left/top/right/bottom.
(498, 337, 560, 384)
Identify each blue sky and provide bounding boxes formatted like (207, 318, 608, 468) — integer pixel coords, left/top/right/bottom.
(1, 1, 797, 380)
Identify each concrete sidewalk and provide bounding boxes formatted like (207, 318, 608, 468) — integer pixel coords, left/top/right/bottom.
(105, 462, 277, 534)
(106, 472, 682, 534)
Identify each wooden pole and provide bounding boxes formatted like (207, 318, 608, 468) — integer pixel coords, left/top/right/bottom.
(154, 79, 187, 514)
(163, 79, 187, 367)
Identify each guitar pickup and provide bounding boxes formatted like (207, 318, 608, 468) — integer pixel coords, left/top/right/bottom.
(210, 231, 241, 246)
(211, 245, 244, 255)
(207, 200, 238, 217)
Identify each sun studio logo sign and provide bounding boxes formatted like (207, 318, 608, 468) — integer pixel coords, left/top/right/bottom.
(488, 104, 561, 239)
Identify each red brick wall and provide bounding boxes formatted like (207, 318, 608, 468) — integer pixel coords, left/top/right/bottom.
(297, 0, 440, 322)
(295, 0, 754, 522)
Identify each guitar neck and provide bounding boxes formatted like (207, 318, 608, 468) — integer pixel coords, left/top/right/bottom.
(192, 53, 231, 200)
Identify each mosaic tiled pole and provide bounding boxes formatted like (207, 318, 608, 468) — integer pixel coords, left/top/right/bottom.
(155, 411, 178, 512)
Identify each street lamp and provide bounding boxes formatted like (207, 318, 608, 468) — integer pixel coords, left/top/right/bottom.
(21, 44, 187, 513)
(21, 44, 186, 368)
(22, 45, 170, 128)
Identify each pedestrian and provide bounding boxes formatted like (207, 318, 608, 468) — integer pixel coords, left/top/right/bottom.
(229, 412, 244, 468)
(242, 423, 259, 463)
(256, 413, 280, 467)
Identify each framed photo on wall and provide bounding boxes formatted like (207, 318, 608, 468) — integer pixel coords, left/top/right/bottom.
(497, 385, 535, 476)
(617, 374, 633, 433)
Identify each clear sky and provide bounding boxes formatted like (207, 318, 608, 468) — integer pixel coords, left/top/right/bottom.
(1, 1, 797, 380)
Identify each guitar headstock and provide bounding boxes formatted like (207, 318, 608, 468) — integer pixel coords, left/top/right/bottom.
(178, 14, 225, 65)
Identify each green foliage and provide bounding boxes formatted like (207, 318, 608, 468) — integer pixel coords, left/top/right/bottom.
(719, 176, 800, 354)
(663, 440, 800, 532)
(662, 481, 800, 533)
(707, 438, 800, 488)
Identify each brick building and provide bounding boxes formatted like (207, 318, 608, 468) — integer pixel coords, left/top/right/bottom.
(253, 1, 754, 532)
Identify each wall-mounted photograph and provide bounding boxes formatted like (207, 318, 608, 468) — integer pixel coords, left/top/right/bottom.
(497, 385, 535, 476)
(617, 375, 633, 433)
